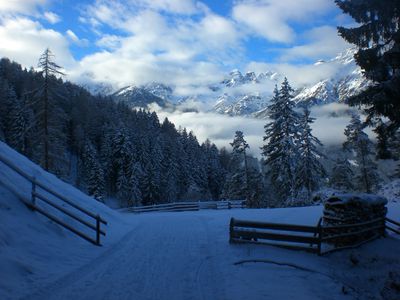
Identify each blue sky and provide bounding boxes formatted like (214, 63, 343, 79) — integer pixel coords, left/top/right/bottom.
(0, 0, 353, 92)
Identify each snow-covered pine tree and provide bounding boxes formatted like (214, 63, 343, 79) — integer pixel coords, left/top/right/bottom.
(293, 106, 326, 205)
(230, 130, 250, 200)
(343, 113, 379, 193)
(1, 82, 26, 152)
(261, 79, 301, 203)
(330, 154, 355, 191)
(335, 0, 400, 157)
(125, 162, 142, 207)
(82, 141, 105, 201)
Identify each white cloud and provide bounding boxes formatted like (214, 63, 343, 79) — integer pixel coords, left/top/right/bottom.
(0, 17, 75, 69)
(279, 26, 351, 62)
(66, 29, 89, 46)
(95, 34, 122, 49)
(72, 4, 242, 91)
(0, 0, 47, 16)
(43, 11, 60, 24)
(152, 102, 354, 158)
(232, 0, 335, 43)
(247, 60, 341, 88)
(133, 0, 199, 14)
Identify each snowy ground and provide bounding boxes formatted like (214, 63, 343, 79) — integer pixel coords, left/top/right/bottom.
(1, 142, 400, 300)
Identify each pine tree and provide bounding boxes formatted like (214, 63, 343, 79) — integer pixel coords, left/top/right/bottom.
(261, 79, 301, 203)
(335, 0, 400, 153)
(36, 48, 65, 170)
(230, 131, 250, 201)
(1, 81, 26, 152)
(343, 113, 379, 192)
(82, 141, 105, 201)
(294, 107, 326, 204)
(330, 154, 355, 191)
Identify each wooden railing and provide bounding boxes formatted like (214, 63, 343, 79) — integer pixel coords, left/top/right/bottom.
(122, 200, 246, 213)
(386, 217, 400, 235)
(229, 218, 322, 254)
(229, 216, 396, 255)
(0, 152, 107, 246)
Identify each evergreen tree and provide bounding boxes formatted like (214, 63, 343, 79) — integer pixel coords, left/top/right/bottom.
(343, 113, 379, 192)
(230, 131, 250, 200)
(81, 141, 105, 201)
(294, 107, 326, 204)
(36, 48, 65, 170)
(261, 79, 301, 203)
(0, 81, 26, 152)
(330, 154, 355, 191)
(336, 0, 400, 153)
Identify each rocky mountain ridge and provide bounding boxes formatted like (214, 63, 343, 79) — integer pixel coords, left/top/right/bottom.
(94, 48, 369, 118)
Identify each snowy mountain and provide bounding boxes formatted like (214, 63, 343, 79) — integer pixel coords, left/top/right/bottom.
(91, 48, 369, 116)
(111, 85, 172, 108)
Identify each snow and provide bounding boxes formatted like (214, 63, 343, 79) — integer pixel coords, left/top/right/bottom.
(379, 179, 400, 203)
(1, 141, 400, 300)
(325, 193, 388, 206)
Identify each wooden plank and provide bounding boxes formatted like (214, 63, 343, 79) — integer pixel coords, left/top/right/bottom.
(35, 181, 107, 224)
(232, 229, 318, 244)
(232, 219, 318, 233)
(34, 192, 105, 236)
(386, 226, 400, 235)
(321, 224, 384, 242)
(230, 238, 319, 253)
(33, 205, 99, 245)
(386, 217, 400, 227)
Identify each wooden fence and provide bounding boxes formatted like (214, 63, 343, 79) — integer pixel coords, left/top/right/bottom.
(122, 200, 246, 213)
(0, 153, 107, 246)
(230, 216, 398, 255)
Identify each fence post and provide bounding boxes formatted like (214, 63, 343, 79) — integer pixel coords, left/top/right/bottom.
(317, 220, 322, 256)
(228, 201, 231, 209)
(229, 218, 234, 243)
(31, 178, 36, 210)
(96, 215, 101, 246)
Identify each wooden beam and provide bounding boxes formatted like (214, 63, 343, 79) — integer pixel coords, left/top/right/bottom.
(34, 192, 105, 236)
(232, 219, 318, 233)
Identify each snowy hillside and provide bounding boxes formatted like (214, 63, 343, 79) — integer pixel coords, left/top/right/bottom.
(0, 142, 131, 299)
(1, 142, 399, 300)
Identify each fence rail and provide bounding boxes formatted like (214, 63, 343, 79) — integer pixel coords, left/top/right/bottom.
(230, 215, 396, 255)
(0, 152, 107, 246)
(122, 200, 246, 213)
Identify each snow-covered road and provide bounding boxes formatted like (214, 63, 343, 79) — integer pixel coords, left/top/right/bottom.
(28, 213, 225, 300)
(24, 209, 368, 300)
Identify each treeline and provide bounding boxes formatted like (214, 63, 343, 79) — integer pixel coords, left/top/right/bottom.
(0, 56, 265, 207)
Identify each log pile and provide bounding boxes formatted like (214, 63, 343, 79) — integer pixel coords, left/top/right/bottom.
(322, 193, 387, 247)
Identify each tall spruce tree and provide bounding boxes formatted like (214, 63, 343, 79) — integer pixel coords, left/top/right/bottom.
(230, 131, 250, 201)
(261, 79, 301, 203)
(330, 154, 355, 191)
(335, 0, 400, 153)
(36, 48, 65, 170)
(82, 141, 105, 201)
(343, 113, 379, 192)
(294, 107, 326, 204)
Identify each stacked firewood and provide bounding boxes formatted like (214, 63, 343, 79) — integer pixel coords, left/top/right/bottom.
(322, 194, 387, 247)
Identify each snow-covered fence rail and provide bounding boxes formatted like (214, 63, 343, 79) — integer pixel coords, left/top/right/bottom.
(0, 153, 107, 246)
(230, 215, 394, 255)
(229, 218, 322, 254)
(122, 200, 246, 213)
(386, 217, 400, 235)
